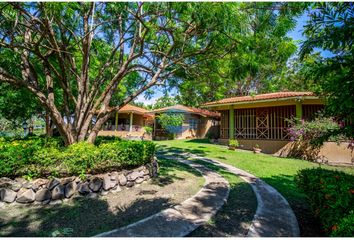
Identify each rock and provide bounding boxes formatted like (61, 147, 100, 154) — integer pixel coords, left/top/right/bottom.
(35, 189, 51, 202)
(32, 179, 48, 189)
(118, 174, 127, 186)
(87, 192, 98, 199)
(126, 181, 134, 188)
(110, 185, 122, 193)
(65, 181, 77, 198)
(41, 199, 51, 205)
(89, 177, 102, 192)
(127, 171, 143, 181)
(9, 182, 22, 192)
(15, 178, 27, 184)
(110, 171, 119, 181)
(143, 175, 150, 181)
(74, 177, 81, 183)
(16, 188, 35, 203)
(0, 178, 11, 189)
(51, 184, 65, 200)
(102, 174, 116, 191)
(47, 178, 60, 190)
(135, 177, 144, 184)
(22, 181, 33, 189)
(100, 190, 109, 196)
(0, 188, 17, 203)
(78, 182, 91, 195)
(49, 199, 63, 205)
(142, 167, 150, 176)
(60, 177, 75, 185)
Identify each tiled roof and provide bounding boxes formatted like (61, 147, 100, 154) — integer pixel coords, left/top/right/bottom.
(118, 104, 149, 114)
(202, 92, 316, 106)
(150, 104, 220, 118)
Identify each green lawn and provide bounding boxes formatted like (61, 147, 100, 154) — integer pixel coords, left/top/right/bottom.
(156, 139, 354, 236)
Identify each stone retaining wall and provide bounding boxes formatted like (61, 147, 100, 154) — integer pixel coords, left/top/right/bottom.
(0, 157, 158, 206)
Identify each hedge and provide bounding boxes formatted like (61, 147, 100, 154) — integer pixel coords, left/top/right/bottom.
(0, 136, 155, 179)
(295, 168, 354, 236)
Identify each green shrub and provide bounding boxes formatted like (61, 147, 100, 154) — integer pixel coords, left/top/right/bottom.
(0, 137, 155, 178)
(295, 168, 354, 236)
(228, 139, 239, 148)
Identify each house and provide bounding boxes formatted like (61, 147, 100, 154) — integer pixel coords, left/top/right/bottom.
(202, 92, 325, 153)
(98, 104, 154, 139)
(150, 104, 220, 140)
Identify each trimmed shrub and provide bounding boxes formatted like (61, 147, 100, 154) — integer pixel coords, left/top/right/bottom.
(295, 168, 354, 236)
(0, 136, 155, 179)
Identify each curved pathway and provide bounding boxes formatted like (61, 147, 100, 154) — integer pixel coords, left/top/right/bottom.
(95, 158, 230, 237)
(177, 152, 300, 237)
(96, 151, 300, 237)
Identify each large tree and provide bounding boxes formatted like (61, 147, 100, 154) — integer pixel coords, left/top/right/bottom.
(300, 2, 354, 138)
(173, 2, 306, 106)
(0, 2, 236, 145)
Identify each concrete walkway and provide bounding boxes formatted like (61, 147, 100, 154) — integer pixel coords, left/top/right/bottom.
(95, 158, 230, 237)
(96, 152, 299, 237)
(180, 152, 300, 237)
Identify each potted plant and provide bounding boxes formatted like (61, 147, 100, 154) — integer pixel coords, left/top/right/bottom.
(253, 144, 262, 154)
(228, 139, 239, 150)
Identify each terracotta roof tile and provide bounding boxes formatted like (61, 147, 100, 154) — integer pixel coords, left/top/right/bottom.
(118, 104, 149, 114)
(151, 104, 220, 118)
(202, 92, 316, 106)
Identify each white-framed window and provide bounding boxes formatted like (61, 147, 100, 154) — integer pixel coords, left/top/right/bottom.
(189, 118, 198, 130)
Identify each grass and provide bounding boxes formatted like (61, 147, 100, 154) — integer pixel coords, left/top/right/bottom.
(156, 139, 354, 236)
(188, 160, 257, 237)
(0, 158, 204, 237)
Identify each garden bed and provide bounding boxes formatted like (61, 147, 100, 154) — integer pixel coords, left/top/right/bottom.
(0, 136, 157, 206)
(0, 158, 204, 237)
(0, 136, 155, 178)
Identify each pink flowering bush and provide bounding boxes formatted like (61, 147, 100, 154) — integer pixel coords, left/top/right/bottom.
(287, 116, 342, 146)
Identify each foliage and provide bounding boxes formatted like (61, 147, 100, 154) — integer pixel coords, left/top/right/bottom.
(143, 126, 153, 135)
(173, 2, 306, 106)
(151, 95, 178, 110)
(300, 2, 354, 139)
(228, 139, 239, 148)
(0, 136, 155, 178)
(0, 2, 239, 145)
(295, 168, 354, 236)
(287, 116, 342, 146)
(157, 113, 184, 136)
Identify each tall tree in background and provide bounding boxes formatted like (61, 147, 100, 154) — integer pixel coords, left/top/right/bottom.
(174, 2, 306, 106)
(0, 2, 237, 145)
(300, 2, 354, 137)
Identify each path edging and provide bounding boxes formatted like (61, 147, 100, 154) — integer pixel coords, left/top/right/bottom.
(95, 157, 230, 237)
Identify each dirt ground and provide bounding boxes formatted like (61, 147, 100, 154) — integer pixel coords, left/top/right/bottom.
(0, 158, 204, 237)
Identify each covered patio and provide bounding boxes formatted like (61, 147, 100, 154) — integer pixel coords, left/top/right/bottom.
(99, 104, 153, 139)
(203, 92, 324, 153)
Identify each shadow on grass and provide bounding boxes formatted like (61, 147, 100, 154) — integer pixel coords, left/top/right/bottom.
(152, 157, 202, 187)
(0, 196, 172, 237)
(158, 145, 324, 237)
(181, 159, 256, 237)
(260, 174, 325, 237)
(157, 145, 209, 157)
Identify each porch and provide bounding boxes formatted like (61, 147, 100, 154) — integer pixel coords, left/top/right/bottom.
(98, 104, 153, 139)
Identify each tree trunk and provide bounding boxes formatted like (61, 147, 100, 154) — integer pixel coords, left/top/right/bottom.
(45, 111, 53, 137)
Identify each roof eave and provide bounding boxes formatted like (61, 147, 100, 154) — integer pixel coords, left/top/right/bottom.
(202, 96, 321, 108)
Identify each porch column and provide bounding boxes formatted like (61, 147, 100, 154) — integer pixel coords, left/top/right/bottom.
(115, 111, 119, 131)
(129, 112, 133, 132)
(229, 105, 235, 139)
(295, 100, 303, 121)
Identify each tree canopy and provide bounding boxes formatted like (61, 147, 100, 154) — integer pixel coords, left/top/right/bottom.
(0, 2, 238, 144)
(299, 2, 354, 138)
